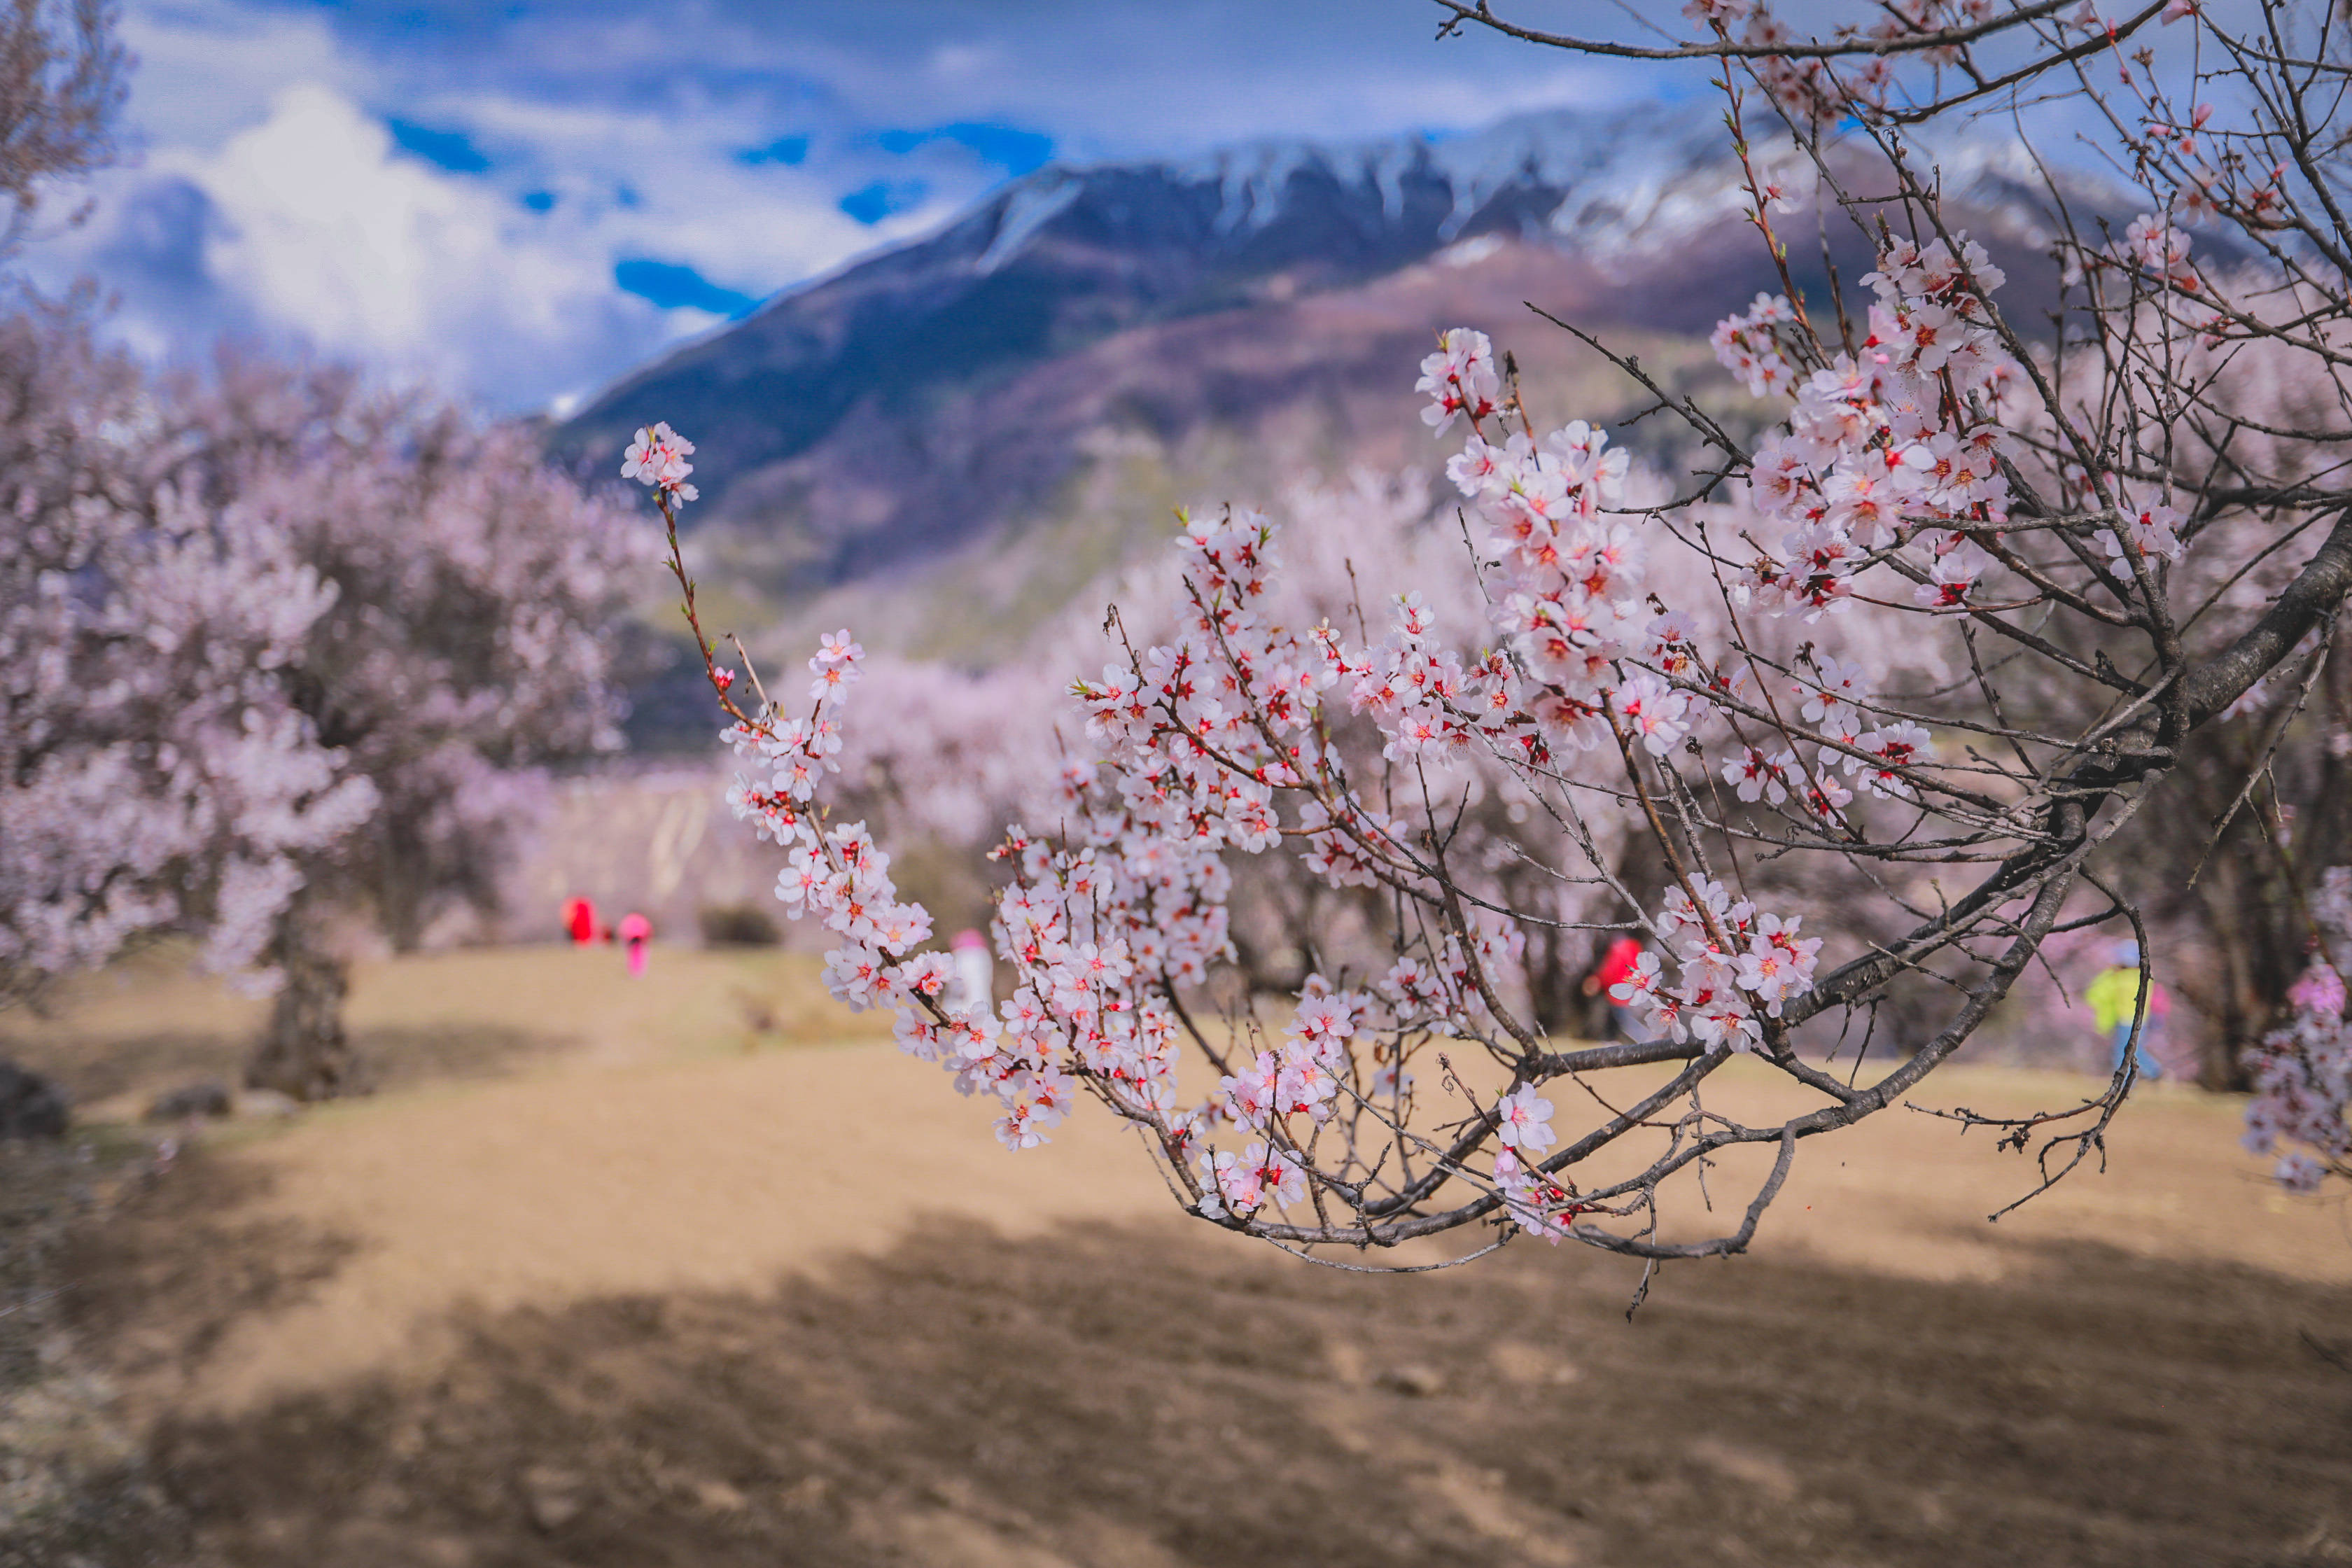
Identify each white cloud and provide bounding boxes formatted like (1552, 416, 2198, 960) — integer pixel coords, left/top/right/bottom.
(20, 0, 1668, 413)
(60, 83, 708, 409)
(25, 75, 940, 411)
(115, 4, 353, 146)
(442, 91, 945, 295)
(198, 86, 523, 356)
(9, 4, 1002, 410)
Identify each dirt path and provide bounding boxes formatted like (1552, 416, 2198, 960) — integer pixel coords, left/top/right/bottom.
(113, 1040, 1184, 1413)
(0, 944, 875, 1114)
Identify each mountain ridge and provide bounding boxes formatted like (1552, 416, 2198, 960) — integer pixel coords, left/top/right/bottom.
(552, 103, 1790, 523)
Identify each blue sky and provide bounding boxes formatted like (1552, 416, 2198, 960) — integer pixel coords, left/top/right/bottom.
(22, 1, 1648, 414)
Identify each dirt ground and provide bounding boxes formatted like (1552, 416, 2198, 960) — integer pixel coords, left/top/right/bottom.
(0, 942, 857, 1115)
(6, 945, 2352, 1567)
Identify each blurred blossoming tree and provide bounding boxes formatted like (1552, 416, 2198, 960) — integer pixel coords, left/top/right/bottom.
(0, 0, 123, 255)
(2, 305, 641, 1098)
(3, 8, 641, 1107)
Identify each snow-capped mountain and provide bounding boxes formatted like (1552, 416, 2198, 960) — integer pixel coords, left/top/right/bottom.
(558, 104, 1741, 510)
(557, 102, 2094, 738)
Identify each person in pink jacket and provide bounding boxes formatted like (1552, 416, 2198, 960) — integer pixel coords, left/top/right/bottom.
(617, 911, 652, 977)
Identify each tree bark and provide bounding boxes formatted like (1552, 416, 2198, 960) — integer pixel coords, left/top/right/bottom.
(1526, 916, 1578, 1035)
(245, 940, 358, 1102)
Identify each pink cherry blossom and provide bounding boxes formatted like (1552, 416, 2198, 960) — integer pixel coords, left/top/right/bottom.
(1495, 1084, 1558, 1154)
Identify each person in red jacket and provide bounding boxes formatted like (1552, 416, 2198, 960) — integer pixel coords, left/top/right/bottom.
(562, 895, 597, 946)
(1583, 935, 1644, 1042)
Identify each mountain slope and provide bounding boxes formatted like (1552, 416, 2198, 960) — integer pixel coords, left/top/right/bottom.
(560, 104, 2104, 742)
(556, 103, 1725, 511)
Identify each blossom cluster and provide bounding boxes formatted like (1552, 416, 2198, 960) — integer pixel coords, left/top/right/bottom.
(1418, 327, 1847, 1082)
(1732, 237, 2027, 622)
(1413, 327, 1502, 434)
(1603, 876, 1823, 1054)
(622, 422, 699, 504)
(699, 442, 1546, 1225)
(2123, 214, 2200, 295)
(1494, 1142, 1579, 1243)
(673, 242, 2055, 1242)
(2243, 867, 2352, 1193)
(1710, 292, 1802, 399)
(696, 274, 1998, 1240)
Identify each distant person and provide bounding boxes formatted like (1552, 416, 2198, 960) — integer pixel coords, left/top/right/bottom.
(1583, 934, 1645, 1041)
(949, 928, 994, 1014)
(562, 895, 598, 946)
(618, 911, 652, 978)
(2085, 941, 2166, 1081)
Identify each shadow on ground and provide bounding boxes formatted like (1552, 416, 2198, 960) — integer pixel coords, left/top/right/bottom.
(0, 1137, 200, 1568)
(61, 1159, 361, 1394)
(44, 1152, 2352, 1568)
(6, 1023, 564, 1109)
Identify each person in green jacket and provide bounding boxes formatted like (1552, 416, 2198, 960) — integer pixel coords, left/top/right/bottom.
(2085, 941, 2167, 1081)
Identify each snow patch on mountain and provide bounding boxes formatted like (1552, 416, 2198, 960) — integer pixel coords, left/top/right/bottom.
(977, 170, 1084, 274)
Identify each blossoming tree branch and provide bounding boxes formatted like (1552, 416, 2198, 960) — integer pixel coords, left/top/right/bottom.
(628, 0, 2352, 1263)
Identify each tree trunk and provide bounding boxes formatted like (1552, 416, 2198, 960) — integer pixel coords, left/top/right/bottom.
(246, 942, 358, 1101)
(1527, 918, 1577, 1035)
(0, 1058, 68, 1139)
(2188, 851, 2267, 1091)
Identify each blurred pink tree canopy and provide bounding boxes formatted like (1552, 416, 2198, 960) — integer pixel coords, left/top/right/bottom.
(0, 295, 640, 1096)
